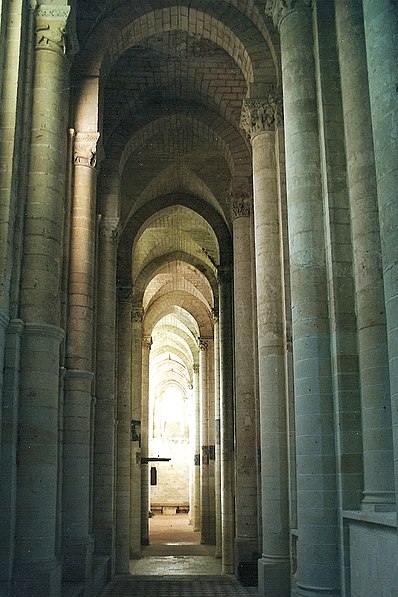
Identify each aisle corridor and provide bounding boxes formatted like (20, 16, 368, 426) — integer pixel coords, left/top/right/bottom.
(99, 574, 257, 596)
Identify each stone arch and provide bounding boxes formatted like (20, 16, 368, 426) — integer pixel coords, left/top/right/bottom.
(134, 253, 218, 308)
(117, 110, 250, 179)
(117, 192, 232, 288)
(143, 290, 213, 338)
(73, 2, 279, 131)
(79, 4, 274, 89)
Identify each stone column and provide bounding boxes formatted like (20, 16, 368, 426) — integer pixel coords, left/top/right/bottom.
(213, 317, 222, 558)
(12, 6, 71, 595)
(62, 130, 101, 588)
(93, 217, 119, 563)
(241, 98, 290, 595)
(130, 304, 143, 557)
(199, 337, 215, 544)
(218, 267, 235, 574)
(335, 0, 394, 510)
(0, 0, 25, 434)
(228, 181, 259, 582)
(0, 319, 23, 595)
(115, 289, 132, 572)
(192, 362, 201, 531)
(141, 335, 152, 546)
(265, 1, 339, 595)
(361, 0, 398, 499)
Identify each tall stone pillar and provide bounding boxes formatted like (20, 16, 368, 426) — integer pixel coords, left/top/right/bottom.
(335, 0, 394, 510)
(199, 337, 215, 544)
(241, 99, 290, 595)
(218, 267, 235, 574)
(115, 289, 132, 572)
(228, 181, 259, 582)
(0, 319, 23, 595)
(130, 304, 143, 557)
(141, 335, 152, 546)
(361, 0, 398, 499)
(62, 130, 101, 588)
(12, 6, 71, 595)
(192, 362, 201, 531)
(265, 1, 339, 595)
(93, 217, 119, 562)
(213, 316, 222, 558)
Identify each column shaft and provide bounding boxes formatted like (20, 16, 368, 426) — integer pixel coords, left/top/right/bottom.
(130, 306, 143, 557)
(213, 320, 222, 558)
(361, 0, 398, 500)
(241, 101, 290, 595)
(193, 363, 201, 531)
(115, 292, 131, 572)
(141, 337, 151, 546)
(93, 217, 118, 562)
(218, 270, 235, 574)
(267, 1, 340, 593)
(335, 0, 393, 509)
(63, 131, 101, 587)
(230, 192, 259, 582)
(13, 7, 71, 594)
(199, 339, 216, 544)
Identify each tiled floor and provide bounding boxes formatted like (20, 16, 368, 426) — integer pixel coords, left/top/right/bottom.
(99, 514, 258, 596)
(100, 574, 258, 596)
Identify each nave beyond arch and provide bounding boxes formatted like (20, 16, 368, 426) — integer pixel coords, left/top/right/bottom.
(0, 1, 397, 596)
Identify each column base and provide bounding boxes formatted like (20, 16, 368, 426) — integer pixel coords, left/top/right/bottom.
(258, 556, 290, 597)
(62, 535, 94, 592)
(94, 525, 116, 576)
(234, 538, 259, 586)
(295, 584, 340, 597)
(362, 491, 396, 512)
(11, 557, 61, 597)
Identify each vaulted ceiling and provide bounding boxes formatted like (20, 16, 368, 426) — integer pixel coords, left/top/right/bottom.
(74, 0, 277, 373)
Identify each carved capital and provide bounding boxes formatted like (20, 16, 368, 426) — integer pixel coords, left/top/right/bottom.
(35, 5, 71, 56)
(131, 306, 144, 324)
(198, 338, 209, 351)
(240, 96, 283, 138)
(73, 132, 102, 169)
(231, 199, 251, 220)
(193, 363, 200, 374)
(265, 0, 313, 29)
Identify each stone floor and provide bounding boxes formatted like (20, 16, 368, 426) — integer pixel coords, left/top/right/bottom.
(99, 514, 258, 596)
(99, 575, 258, 596)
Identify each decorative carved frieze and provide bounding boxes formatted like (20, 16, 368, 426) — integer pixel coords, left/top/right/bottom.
(265, 0, 313, 29)
(35, 5, 71, 56)
(73, 132, 101, 169)
(240, 96, 283, 138)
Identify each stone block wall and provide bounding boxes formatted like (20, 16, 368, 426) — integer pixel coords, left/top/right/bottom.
(347, 515, 398, 597)
(150, 438, 190, 508)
